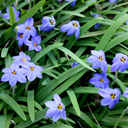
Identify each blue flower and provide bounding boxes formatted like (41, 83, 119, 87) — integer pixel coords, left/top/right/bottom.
(126, 20, 128, 25)
(72, 61, 79, 67)
(91, 14, 102, 28)
(111, 53, 128, 72)
(16, 33, 26, 46)
(89, 72, 109, 89)
(98, 88, 121, 109)
(13, 51, 31, 67)
(25, 62, 43, 81)
(0, 11, 1, 17)
(109, 0, 117, 3)
(87, 50, 108, 72)
(1, 64, 27, 87)
(25, 36, 42, 52)
(65, 0, 76, 6)
(3, 6, 20, 21)
(60, 20, 80, 39)
(123, 87, 128, 98)
(45, 94, 66, 122)
(40, 16, 56, 33)
(17, 17, 37, 40)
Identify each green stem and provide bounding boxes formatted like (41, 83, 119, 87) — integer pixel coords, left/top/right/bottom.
(114, 106, 128, 128)
(12, 86, 16, 98)
(25, 81, 30, 91)
(111, 70, 119, 87)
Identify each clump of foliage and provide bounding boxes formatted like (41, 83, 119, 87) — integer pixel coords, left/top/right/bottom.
(1, 0, 128, 128)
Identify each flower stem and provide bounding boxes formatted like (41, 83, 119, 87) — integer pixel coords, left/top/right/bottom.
(114, 106, 128, 128)
(12, 86, 16, 98)
(111, 70, 119, 87)
(25, 81, 30, 91)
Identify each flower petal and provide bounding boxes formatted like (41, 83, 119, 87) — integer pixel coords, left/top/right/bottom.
(46, 108, 58, 117)
(98, 89, 110, 97)
(17, 75, 26, 83)
(52, 110, 61, 122)
(27, 71, 36, 81)
(54, 94, 62, 104)
(45, 101, 57, 108)
(1, 74, 10, 81)
(9, 75, 17, 86)
(101, 97, 112, 106)
(109, 100, 116, 109)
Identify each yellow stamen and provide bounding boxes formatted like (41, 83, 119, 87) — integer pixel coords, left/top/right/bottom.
(12, 71, 16, 75)
(73, 22, 78, 27)
(30, 67, 34, 71)
(49, 20, 55, 25)
(19, 34, 23, 38)
(26, 26, 31, 30)
(111, 93, 116, 99)
(120, 57, 125, 62)
(99, 78, 104, 83)
(22, 58, 26, 61)
(99, 56, 103, 61)
(99, 15, 101, 17)
(34, 43, 37, 46)
(58, 104, 62, 110)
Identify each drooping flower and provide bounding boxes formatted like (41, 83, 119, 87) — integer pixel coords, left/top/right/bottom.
(60, 20, 80, 39)
(72, 61, 79, 67)
(89, 72, 109, 89)
(1, 64, 27, 87)
(13, 51, 31, 67)
(87, 50, 108, 72)
(45, 93, 66, 122)
(40, 16, 56, 33)
(123, 87, 128, 98)
(17, 17, 37, 40)
(91, 14, 102, 28)
(98, 88, 121, 109)
(109, 0, 117, 3)
(25, 36, 42, 52)
(25, 62, 43, 81)
(3, 6, 20, 21)
(111, 53, 128, 72)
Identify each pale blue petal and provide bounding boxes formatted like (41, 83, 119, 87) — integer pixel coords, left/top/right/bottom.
(54, 94, 62, 104)
(45, 101, 57, 108)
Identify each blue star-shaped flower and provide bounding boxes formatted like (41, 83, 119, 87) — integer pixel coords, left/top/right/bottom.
(40, 16, 56, 33)
(1, 64, 27, 87)
(45, 94, 66, 122)
(72, 61, 79, 67)
(89, 72, 109, 89)
(3, 6, 20, 21)
(98, 88, 121, 109)
(109, 0, 117, 3)
(17, 17, 37, 40)
(60, 20, 80, 39)
(111, 53, 128, 72)
(87, 50, 108, 72)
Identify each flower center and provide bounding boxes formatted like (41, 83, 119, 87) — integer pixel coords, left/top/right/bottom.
(99, 56, 103, 61)
(49, 20, 55, 25)
(26, 26, 31, 30)
(58, 104, 62, 110)
(22, 58, 26, 61)
(34, 43, 37, 46)
(120, 57, 125, 62)
(99, 15, 101, 17)
(12, 71, 16, 75)
(99, 78, 104, 82)
(30, 67, 34, 71)
(73, 22, 78, 27)
(111, 93, 116, 99)
(19, 34, 23, 38)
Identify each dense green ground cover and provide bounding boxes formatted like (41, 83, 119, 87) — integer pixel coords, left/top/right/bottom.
(1, 0, 128, 127)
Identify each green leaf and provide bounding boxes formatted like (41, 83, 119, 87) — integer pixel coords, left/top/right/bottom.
(27, 91, 35, 122)
(1, 48, 9, 58)
(58, 46, 95, 72)
(39, 124, 73, 128)
(95, 14, 128, 50)
(0, 92, 26, 121)
(67, 89, 81, 116)
(59, 11, 85, 17)
(31, 43, 63, 63)
(9, 6, 17, 26)
(0, 115, 6, 128)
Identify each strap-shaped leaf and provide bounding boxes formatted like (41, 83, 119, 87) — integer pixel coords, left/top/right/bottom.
(0, 92, 26, 121)
(27, 91, 35, 122)
(67, 89, 81, 116)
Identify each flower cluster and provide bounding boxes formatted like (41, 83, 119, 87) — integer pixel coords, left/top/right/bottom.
(88, 50, 128, 109)
(1, 52, 43, 86)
